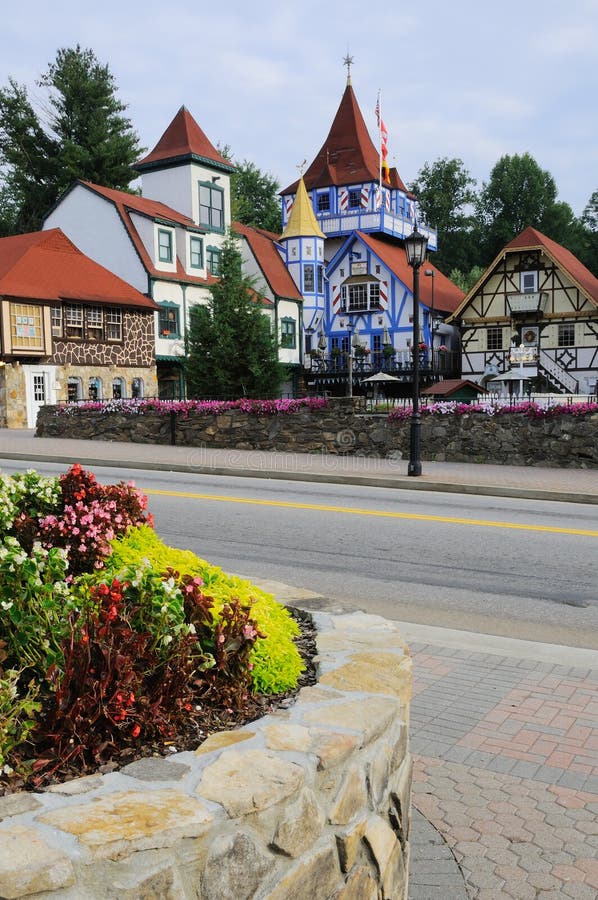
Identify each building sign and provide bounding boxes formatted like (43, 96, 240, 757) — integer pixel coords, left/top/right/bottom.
(351, 261, 367, 276)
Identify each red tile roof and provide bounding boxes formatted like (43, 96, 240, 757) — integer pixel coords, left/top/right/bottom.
(82, 182, 198, 228)
(0, 229, 157, 309)
(356, 233, 465, 313)
(233, 222, 302, 301)
(505, 226, 598, 305)
(281, 84, 409, 195)
(422, 379, 488, 397)
(135, 106, 234, 173)
(78, 181, 215, 286)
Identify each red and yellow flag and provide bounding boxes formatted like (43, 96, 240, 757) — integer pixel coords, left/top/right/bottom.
(375, 93, 390, 182)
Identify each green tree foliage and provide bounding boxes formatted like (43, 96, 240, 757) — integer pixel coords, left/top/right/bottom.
(185, 233, 285, 399)
(578, 190, 598, 277)
(410, 157, 478, 275)
(0, 45, 143, 234)
(231, 158, 281, 234)
(448, 265, 486, 295)
(475, 152, 575, 261)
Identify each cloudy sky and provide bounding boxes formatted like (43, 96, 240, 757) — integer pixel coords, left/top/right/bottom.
(3, 0, 597, 216)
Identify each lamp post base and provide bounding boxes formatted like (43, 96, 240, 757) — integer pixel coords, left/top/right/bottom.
(408, 416, 422, 477)
(407, 460, 422, 477)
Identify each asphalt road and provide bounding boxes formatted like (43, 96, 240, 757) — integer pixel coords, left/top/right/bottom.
(2, 459, 597, 650)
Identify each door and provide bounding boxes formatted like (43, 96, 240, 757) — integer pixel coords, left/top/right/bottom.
(24, 366, 57, 428)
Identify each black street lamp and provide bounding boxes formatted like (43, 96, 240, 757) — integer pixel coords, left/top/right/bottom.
(404, 227, 429, 476)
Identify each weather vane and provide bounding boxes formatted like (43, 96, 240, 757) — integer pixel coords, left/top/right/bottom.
(297, 159, 307, 176)
(343, 52, 354, 85)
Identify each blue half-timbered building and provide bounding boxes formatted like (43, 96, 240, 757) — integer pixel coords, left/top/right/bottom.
(278, 67, 464, 395)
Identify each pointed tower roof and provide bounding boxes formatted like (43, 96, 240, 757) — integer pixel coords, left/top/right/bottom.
(135, 106, 234, 173)
(281, 177, 325, 240)
(282, 83, 392, 195)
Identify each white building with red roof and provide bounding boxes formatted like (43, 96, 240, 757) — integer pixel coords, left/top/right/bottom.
(45, 106, 304, 399)
(0, 229, 158, 427)
(448, 226, 598, 395)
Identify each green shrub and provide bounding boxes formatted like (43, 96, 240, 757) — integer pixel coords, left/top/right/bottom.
(0, 471, 60, 536)
(105, 525, 305, 693)
(0, 537, 75, 674)
(0, 665, 41, 775)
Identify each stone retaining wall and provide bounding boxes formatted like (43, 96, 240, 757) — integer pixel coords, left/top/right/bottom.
(0, 611, 412, 899)
(37, 399, 598, 467)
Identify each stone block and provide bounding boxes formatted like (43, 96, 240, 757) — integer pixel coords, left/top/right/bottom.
(368, 743, 392, 807)
(197, 749, 304, 817)
(270, 787, 325, 857)
(201, 831, 275, 899)
(38, 789, 213, 860)
(319, 652, 412, 705)
(364, 814, 400, 876)
(0, 825, 75, 897)
(261, 843, 341, 900)
(329, 765, 368, 826)
(309, 727, 360, 770)
(0, 792, 42, 820)
(194, 729, 255, 755)
(301, 696, 399, 745)
(335, 818, 367, 873)
(263, 723, 312, 752)
(337, 864, 379, 900)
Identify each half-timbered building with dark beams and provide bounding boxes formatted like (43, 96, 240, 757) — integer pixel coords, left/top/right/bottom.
(448, 227, 598, 396)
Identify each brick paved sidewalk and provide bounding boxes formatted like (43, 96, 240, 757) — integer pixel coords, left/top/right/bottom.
(408, 642, 598, 899)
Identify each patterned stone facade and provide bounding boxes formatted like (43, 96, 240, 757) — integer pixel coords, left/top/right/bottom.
(50, 311, 154, 367)
(0, 611, 412, 899)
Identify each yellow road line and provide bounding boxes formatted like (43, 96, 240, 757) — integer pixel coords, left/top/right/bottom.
(143, 488, 598, 537)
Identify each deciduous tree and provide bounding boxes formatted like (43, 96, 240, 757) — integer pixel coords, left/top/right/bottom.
(410, 157, 478, 275)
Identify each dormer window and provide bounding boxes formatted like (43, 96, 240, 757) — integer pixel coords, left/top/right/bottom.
(520, 271, 537, 293)
(158, 229, 173, 263)
(199, 182, 224, 232)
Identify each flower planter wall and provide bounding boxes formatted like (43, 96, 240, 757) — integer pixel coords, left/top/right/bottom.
(0, 611, 412, 900)
(37, 399, 598, 468)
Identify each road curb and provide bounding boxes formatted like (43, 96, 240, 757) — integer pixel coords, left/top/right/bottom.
(0, 451, 595, 505)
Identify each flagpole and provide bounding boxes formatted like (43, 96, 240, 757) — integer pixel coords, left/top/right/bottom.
(377, 90, 382, 194)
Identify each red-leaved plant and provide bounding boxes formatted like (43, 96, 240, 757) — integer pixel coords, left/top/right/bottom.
(31, 579, 201, 784)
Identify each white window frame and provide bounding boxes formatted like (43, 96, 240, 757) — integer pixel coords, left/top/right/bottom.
(105, 308, 122, 342)
(520, 271, 537, 293)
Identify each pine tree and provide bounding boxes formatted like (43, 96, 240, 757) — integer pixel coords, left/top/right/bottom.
(185, 234, 285, 399)
(0, 45, 143, 234)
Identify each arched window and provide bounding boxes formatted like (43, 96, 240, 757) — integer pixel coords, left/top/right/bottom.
(67, 377, 82, 402)
(112, 377, 126, 399)
(88, 377, 102, 400)
(131, 377, 144, 399)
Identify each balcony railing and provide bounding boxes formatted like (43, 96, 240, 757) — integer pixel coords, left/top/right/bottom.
(506, 292, 548, 314)
(315, 208, 438, 251)
(305, 349, 459, 380)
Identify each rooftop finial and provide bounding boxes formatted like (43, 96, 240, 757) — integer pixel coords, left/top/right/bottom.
(297, 159, 307, 176)
(343, 52, 354, 85)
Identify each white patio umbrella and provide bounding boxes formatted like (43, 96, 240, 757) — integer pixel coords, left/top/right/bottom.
(361, 372, 401, 383)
